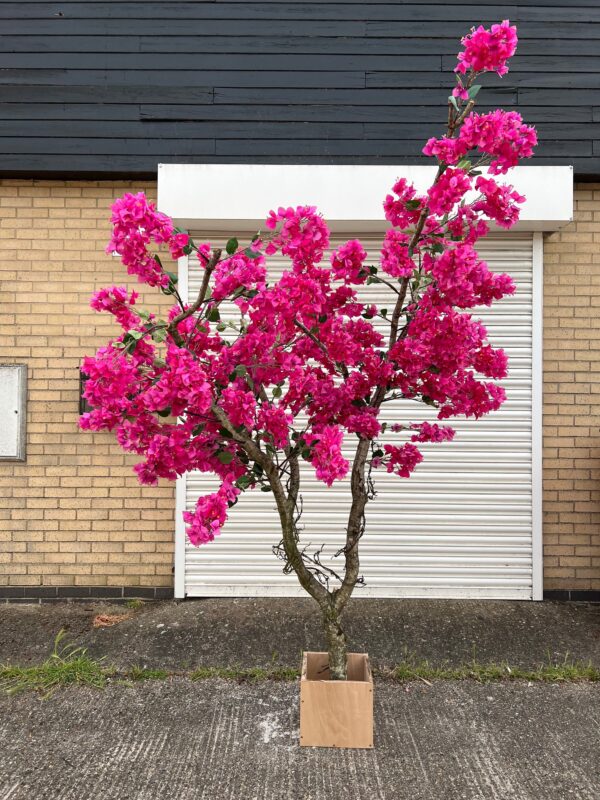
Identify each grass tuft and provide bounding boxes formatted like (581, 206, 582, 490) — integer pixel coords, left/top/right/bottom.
(1, 631, 597, 696)
(387, 654, 600, 684)
(124, 599, 145, 611)
(129, 666, 170, 681)
(0, 630, 111, 698)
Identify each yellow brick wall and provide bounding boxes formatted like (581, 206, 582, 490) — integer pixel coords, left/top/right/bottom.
(0, 180, 597, 593)
(0, 180, 174, 588)
(543, 183, 600, 592)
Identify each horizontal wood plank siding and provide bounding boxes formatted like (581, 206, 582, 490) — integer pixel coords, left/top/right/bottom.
(0, 1, 598, 177)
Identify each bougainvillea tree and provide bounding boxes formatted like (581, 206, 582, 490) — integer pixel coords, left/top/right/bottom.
(81, 21, 536, 680)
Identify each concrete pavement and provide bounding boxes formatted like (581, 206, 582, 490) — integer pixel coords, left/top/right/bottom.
(0, 679, 598, 800)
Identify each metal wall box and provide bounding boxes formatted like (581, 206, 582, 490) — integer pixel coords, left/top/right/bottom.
(0, 364, 27, 461)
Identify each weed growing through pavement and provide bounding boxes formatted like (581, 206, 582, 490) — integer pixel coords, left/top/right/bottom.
(1, 632, 597, 696)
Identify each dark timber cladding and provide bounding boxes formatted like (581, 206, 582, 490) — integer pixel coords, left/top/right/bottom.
(0, 1, 598, 177)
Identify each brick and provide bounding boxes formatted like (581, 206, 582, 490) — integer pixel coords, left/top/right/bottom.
(0, 179, 172, 590)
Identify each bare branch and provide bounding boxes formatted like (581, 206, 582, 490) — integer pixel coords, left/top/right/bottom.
(167, 248, 222, 346)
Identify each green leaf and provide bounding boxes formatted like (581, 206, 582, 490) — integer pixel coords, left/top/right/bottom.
(468, 84, 482, 100)
(192, 425, 204, 436)
(272, 386, 283, 398)
(225, 237, 239, 255)
(430, 243, 445, 255)
(373, 449, 384, 458)
(318, 314, 328, 323)
(366, 276, 381, 285)
(136, 309, 151, 321)
(165, 270, 178, 285)
(380, 308, 388, 317)
(154, 254, 163, 268)
(260, 485, 272, 492)
(236, 474, 253, 490)
(156, 407, 171, 418)
(253, 462, 264, 478)
(234, 365, 247, 377)
(206, 307, 221, 322)
(368, 264, 378, 275)
(244, 248, 262, 259)
(217, 451, 234, 464)
(456, 158, 472, 171)
(216, 322, 227, 332)
(301, 447, 312, 460)
(405, 199, 421, 210)
(128, 329, 144, 340)
(449, 95, 459, 112)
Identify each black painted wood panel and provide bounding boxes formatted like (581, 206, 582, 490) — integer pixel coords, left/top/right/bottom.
(0, 1, 598, 178)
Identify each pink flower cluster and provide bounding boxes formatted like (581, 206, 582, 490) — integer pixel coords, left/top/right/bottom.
(183, 481, 240, 545)
(383, 178, 424, 229)
(82, 20, 536, 550)
(410, 422, 456, 443)
(426, 169, 472, 216)
(455, 19, 518, 76)
(380, 230, 413, 278)
(309, 426, 350, 486)
(472, 177, 525, 229)
(383, 443, 424, 478)
(212, 252, 267, 301)
(107, 192, 175, 288)
(425, 244, 516, 308)
(90, 286, 140, 331)
(265, 205, 330, 269)
(423, 111, 537, 176)
(330, 240, 368, 284)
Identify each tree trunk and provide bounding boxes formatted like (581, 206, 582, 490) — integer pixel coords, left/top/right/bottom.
(323, 607, 348, 681)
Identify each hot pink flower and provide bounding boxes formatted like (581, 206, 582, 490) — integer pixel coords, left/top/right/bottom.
(309, 425, 349, 486)
(383, 443, 423, 478)
(455, 19, 518, 77)
(380, 230, 414, 278)
(427, 169, 472, 216)
(330, 239, 368, 284)
(265, 205, 330, 270)
(90, 286, 140, 331)
(383, 178, 424, 230)
(183, 481, 240, 545)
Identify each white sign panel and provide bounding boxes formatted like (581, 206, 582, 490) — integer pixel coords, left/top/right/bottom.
(0, 365, 27, 460)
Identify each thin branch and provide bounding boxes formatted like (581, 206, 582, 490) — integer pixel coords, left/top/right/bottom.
(294, 319, 349, 379)
(167, 248, 222, 346)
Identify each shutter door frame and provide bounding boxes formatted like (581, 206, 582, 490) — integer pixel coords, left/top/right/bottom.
(174, 229, 543, 601)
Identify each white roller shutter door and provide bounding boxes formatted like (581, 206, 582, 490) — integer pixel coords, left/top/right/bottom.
(176, 232, 540, 599)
